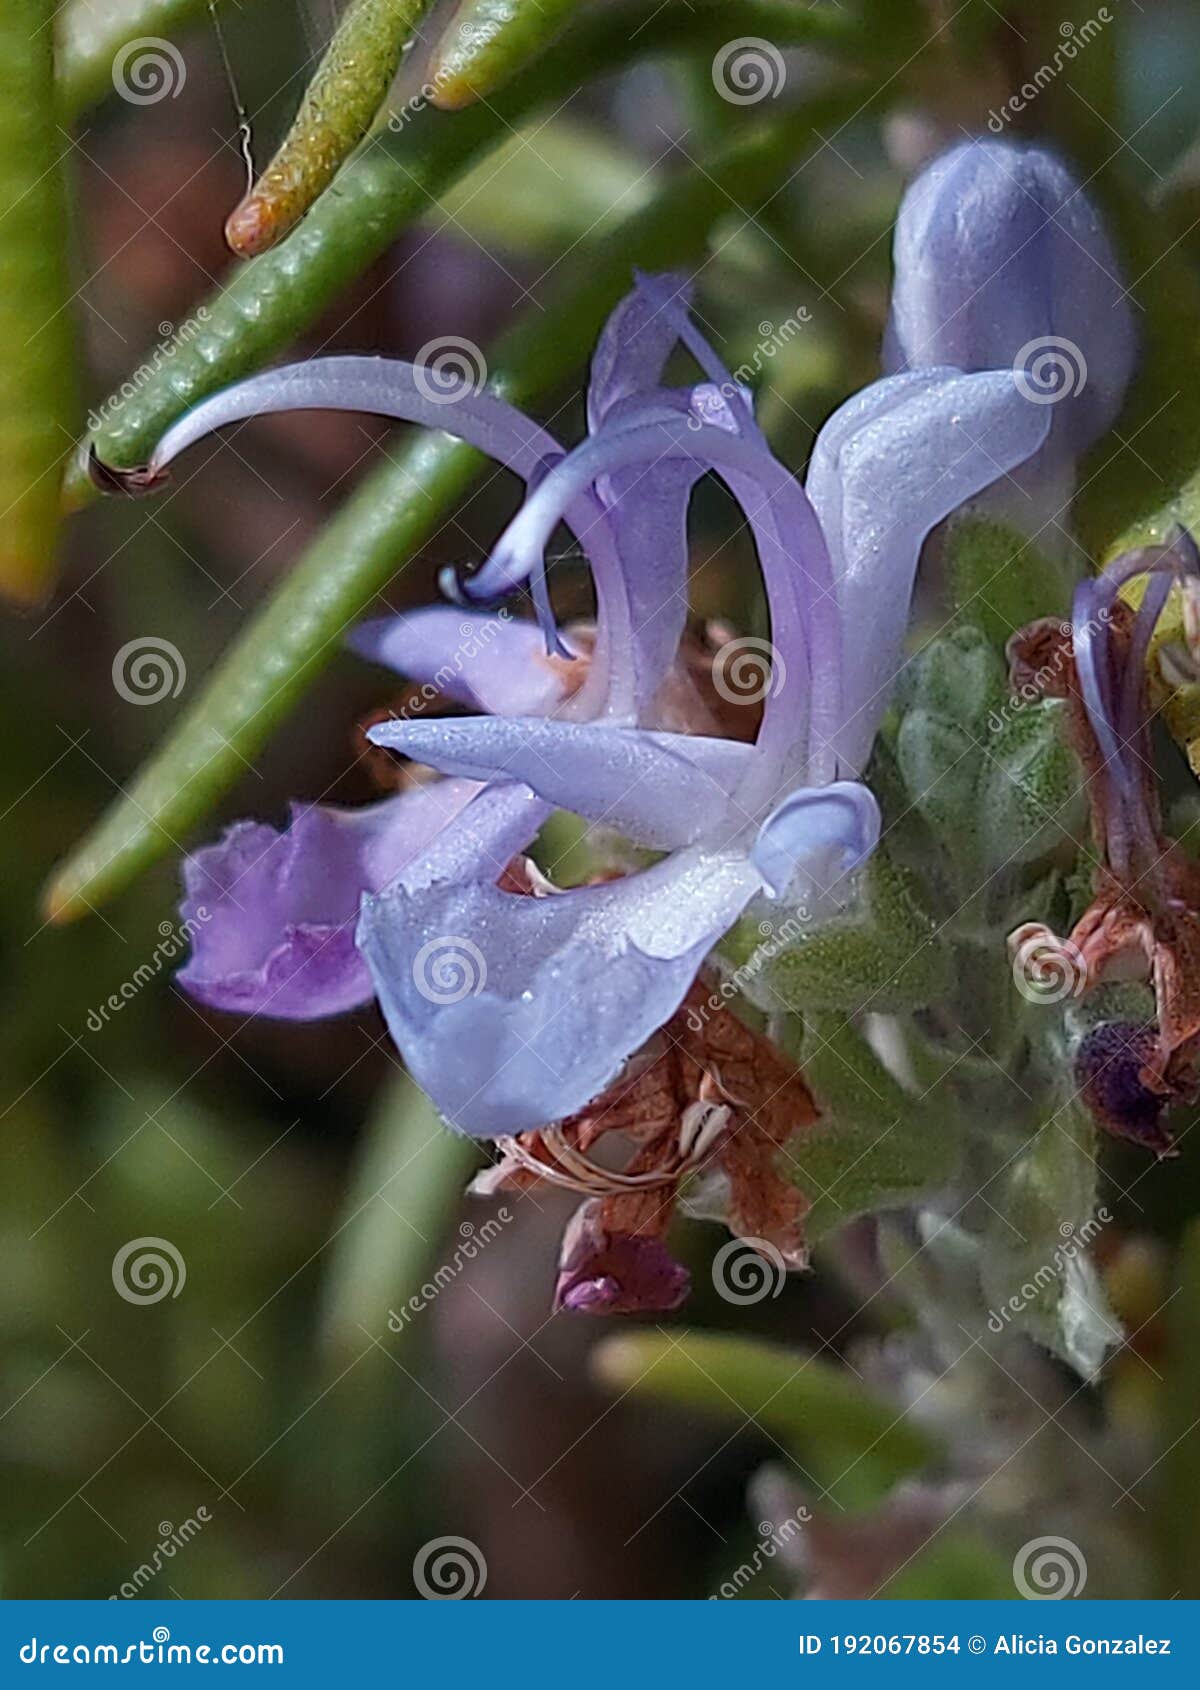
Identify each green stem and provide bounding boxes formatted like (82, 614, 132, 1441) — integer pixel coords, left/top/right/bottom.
(45, 91, 874, 920)
(429, 0, 587, 110)
(225, 0, 435, 258)
(0, 0, 76, 605)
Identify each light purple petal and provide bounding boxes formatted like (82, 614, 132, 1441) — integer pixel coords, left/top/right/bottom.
(356, 848, 762, 1136)
(366, 716, 754, 849)
(145, 355, 639, 720)
(886, 138, 1136, 454)
(348, 607, 571, 717)
(806, 367, 1052, 773)
(479, 275, 761, 717)
(178, 781, 481, 1018)
(389, 781, 552, 897)
(587, 275, 701, 717)
(149, 356, 563, 481)
(751, 780, 881, 903)
(587, 271, 693, 429)
(457, 406, 834, 799)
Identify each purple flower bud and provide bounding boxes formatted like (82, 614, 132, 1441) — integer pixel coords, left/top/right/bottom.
(886, 138, 1135, 457)
(553, 1201, 690, 1316)
(1075, 1020, 1174, 1155)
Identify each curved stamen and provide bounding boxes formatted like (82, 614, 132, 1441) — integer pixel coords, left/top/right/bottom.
(631, 270, 764, 445)
(461, 408, 836, 804)
(1074, 532, 1199, 877)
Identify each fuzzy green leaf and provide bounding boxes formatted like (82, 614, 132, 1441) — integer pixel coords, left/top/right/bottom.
(947, 513, 1073, 642)
(794, 1018, 964, 1243)
(725, 848, 950, 1016)
(225, 1, 435, 257)
(979, 700, 1086, 873)
(429, 0, 586, 109)
(977, 1103, 1118, 1377)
